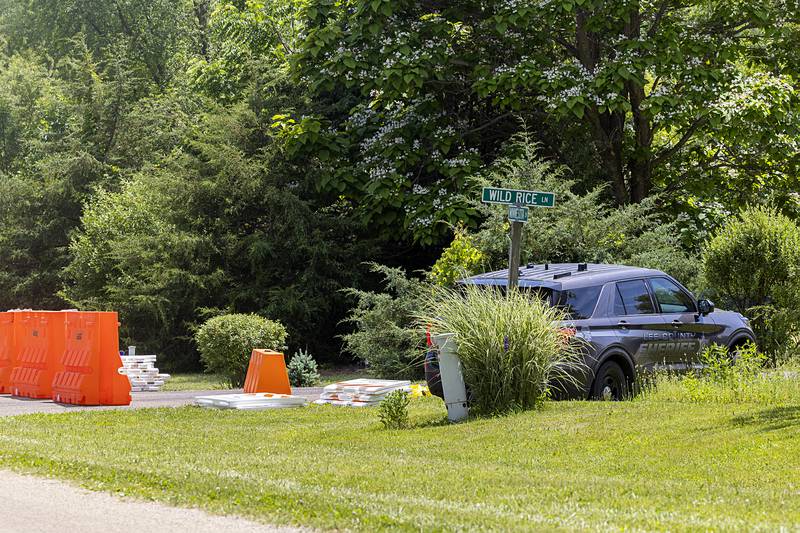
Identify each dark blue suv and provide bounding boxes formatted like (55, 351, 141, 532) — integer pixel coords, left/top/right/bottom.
(425, 263, 756, 400)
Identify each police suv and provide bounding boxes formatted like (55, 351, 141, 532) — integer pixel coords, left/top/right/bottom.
(425, 263, 756, 400)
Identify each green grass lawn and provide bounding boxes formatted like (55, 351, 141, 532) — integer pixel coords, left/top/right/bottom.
(319, 366, 368, 385)
(0, 395, 799, 530)
(161, 373, 230, 391)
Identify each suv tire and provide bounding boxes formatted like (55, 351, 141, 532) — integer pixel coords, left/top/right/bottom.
(591, 360, 629, 400)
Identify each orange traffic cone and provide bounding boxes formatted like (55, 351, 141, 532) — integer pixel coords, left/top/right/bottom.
(243, 350, 292, 394)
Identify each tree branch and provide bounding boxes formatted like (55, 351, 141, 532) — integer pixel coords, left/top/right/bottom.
(463, 112, 514, 136)
(553, 35, 579, 58)
(647, 0, 671, 38)
(653, 116, 707, 166)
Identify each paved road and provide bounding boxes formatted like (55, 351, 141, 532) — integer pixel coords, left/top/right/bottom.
(0, 388, 325, 416)
(0, 469, 307, 533)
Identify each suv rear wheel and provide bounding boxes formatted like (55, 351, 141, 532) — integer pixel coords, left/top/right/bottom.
(591, 361, 629, 400)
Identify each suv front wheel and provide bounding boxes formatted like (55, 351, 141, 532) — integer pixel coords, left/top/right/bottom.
(591, 360, 630, 400)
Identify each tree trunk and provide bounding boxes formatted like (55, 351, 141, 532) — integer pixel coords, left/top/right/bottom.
(586, 108, 628, 205)
(193, 0, 211, 60)
(576, 9, 629, 205)
(624, 4, 654, 203)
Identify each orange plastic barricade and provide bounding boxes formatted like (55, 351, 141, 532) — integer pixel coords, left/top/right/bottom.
(11, 311, 68, 399)
(52, 311, 131, 406)
(0, 312, 14, 394)
(243, 349, 291, 394)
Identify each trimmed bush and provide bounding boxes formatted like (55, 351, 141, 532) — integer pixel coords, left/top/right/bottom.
(196, 313, 288, 387)
(415, 284, 587, 415)
(287, 348, 321, 387)
(703, 206, 800, 311)
(703, 206, 800, 356)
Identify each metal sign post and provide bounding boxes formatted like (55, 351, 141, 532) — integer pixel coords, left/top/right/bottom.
(481, 187, 556, 290)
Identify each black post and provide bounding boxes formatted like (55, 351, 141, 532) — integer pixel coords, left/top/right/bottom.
(508, 220, 522, 289)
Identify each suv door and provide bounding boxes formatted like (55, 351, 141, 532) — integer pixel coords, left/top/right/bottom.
(611, 279, 669, 370)
(647, 276, 711, 368)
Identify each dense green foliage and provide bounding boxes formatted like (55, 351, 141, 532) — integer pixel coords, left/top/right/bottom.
(195, 313, 287, 387)
(1, 0, 800, 367)
(61, 100, 374, 369)
(703, 206, 800, 356)
(703, 206, 800, 311)
(427, 226, 485, 286)
(467, 136, 699, 286)
(290, 0, 800, 243)
(417, 284, 586, 414)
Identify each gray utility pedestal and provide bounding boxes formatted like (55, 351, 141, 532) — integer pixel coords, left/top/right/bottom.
(432, 333, 468, 422)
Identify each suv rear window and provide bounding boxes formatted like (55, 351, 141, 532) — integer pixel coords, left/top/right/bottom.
(552, 286, 602, 320)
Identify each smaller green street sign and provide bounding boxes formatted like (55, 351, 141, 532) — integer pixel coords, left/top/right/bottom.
(508, 206, 529, 223)
(481, 187, 555, 207)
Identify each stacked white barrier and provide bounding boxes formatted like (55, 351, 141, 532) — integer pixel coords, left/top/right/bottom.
(119, 355, 171, 392)
(314, 379, 411, 407)
(195, 393, 308, 410)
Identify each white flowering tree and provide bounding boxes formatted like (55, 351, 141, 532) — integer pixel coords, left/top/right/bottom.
(284, 0, 800, 242)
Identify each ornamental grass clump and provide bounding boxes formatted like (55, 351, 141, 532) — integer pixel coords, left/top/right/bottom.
(416, 284, 587, 415)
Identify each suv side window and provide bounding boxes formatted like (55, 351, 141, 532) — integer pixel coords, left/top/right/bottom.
(649, 277, 696, 313)
(614, 280, 655, 315)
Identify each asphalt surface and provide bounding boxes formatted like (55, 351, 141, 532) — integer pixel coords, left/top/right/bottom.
(0, 470, 307, 533)
(0, 387, 325, 416)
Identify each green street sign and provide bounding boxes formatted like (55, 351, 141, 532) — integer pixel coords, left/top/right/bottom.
(481, 187, 555, 207)
(508, 206, 529, 223)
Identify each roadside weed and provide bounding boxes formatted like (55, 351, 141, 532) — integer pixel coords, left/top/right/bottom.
(378, 390, 410, 429)
(639, 343, 800, 404)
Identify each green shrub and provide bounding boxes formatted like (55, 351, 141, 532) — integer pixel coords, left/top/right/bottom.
(703, 206, 800, 311)
(287, 348, 321, 387)
(428, 226, 485, 286)
(342, 264, 425, 380)
(415, 284, 587, 415)
(378, 390, 410, 429)
(195, 313, 288, 387)
(703, 206, 800, 356)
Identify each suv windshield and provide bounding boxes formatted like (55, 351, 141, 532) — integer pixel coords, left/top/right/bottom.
(552, 286, 602, 320)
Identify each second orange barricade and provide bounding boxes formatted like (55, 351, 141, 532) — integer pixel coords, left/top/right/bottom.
(243, 350, 291, 394)
(52, 311, 131, 406)
(11, 311, 67, 399)
(0, 312, 14, 394)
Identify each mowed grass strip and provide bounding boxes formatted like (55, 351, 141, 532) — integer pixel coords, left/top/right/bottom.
(161, 373, 230, 391)
(0, 398, 798, 531)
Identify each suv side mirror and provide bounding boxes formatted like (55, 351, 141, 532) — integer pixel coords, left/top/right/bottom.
(698, 299, 715, 315)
